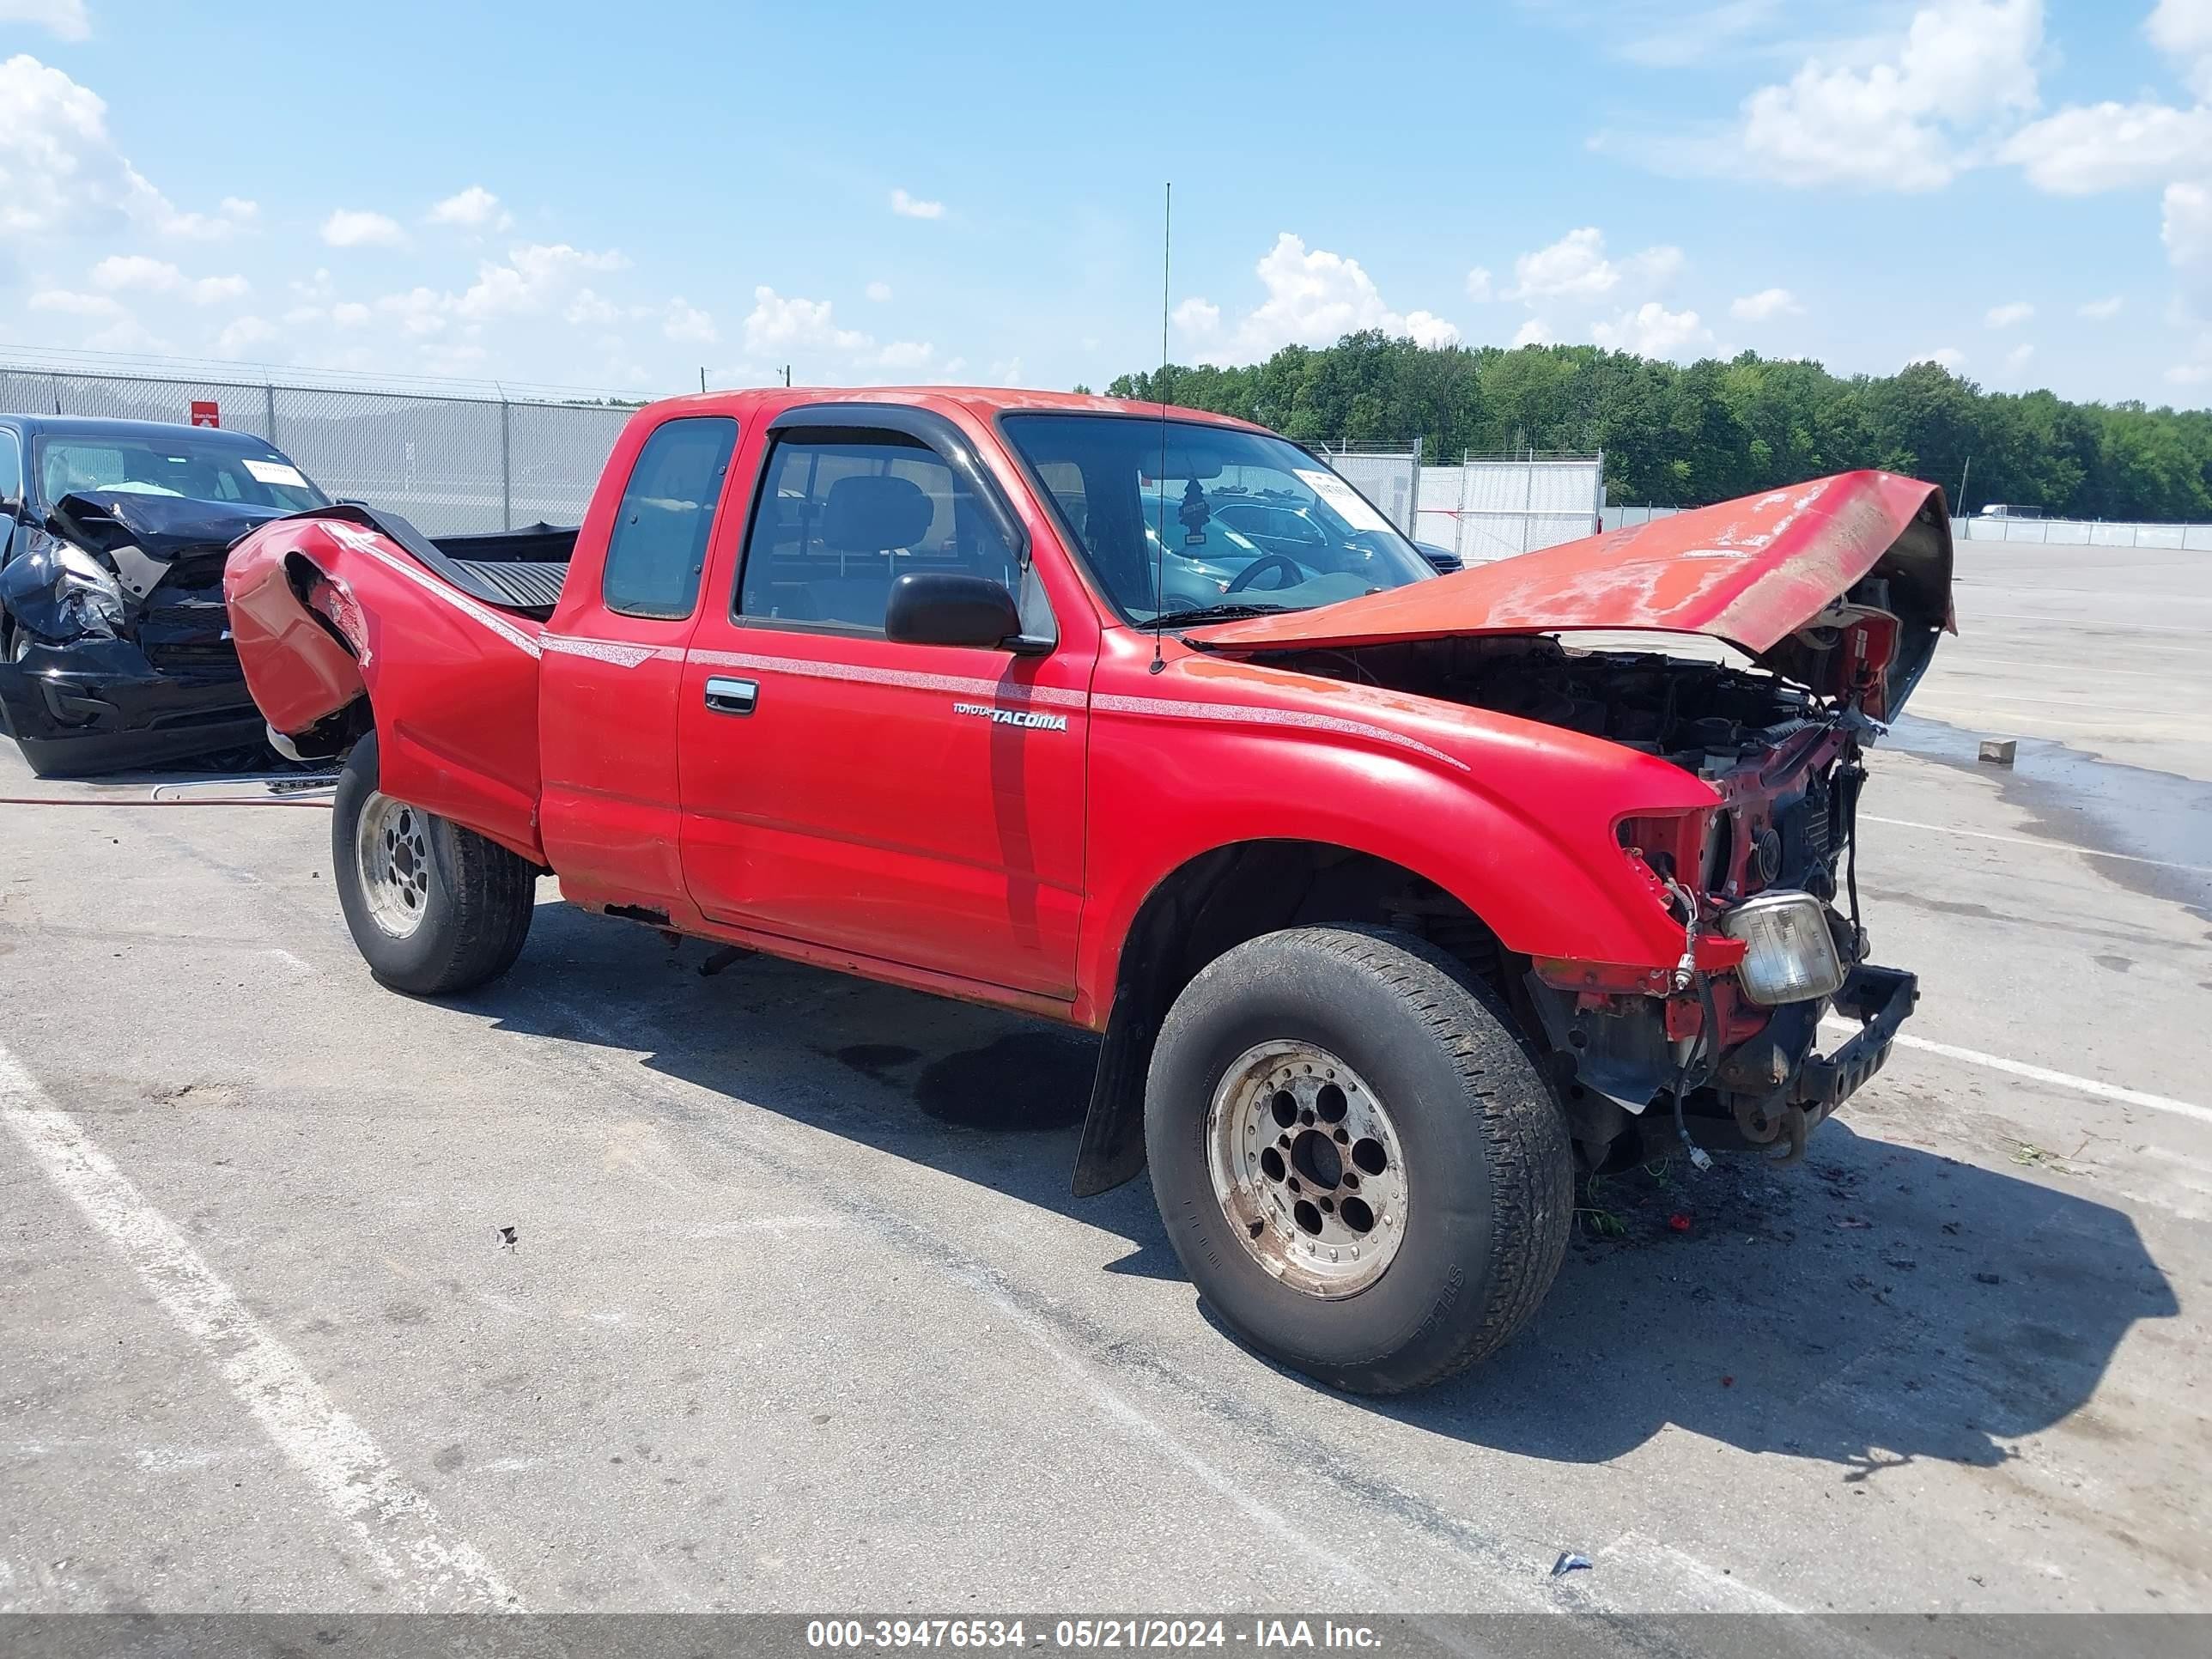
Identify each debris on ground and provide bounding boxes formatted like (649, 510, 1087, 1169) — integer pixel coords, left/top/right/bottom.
(1551, 1552, 1593, 1578)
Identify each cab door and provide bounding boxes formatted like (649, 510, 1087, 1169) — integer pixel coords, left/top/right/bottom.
(676, 404, 1091, 999)
(539, 413, 741, 913)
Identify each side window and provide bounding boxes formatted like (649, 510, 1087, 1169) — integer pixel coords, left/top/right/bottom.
(737, 432, 1022, 632)
(0, 432, 21, 507)
(602, 416, 738, 620)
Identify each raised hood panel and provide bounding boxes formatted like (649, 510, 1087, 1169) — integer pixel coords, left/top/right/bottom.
(1189, 471, 1955, 714)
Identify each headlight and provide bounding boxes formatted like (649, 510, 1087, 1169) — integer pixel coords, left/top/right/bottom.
(52, 544, 126, 633)
(1719, 890, 1845, 1006)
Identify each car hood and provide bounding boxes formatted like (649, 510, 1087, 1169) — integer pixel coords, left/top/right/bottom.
(49, 489, 289, 604)
(1188, 471, 1955, 715)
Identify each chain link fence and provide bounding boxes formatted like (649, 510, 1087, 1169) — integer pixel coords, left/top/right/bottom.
(1, 356, 647, 536)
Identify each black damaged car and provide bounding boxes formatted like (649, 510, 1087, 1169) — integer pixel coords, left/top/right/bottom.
(0, 415, 330, 776)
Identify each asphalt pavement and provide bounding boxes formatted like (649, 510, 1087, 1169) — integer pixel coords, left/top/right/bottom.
(1, 538, 2207, 1620)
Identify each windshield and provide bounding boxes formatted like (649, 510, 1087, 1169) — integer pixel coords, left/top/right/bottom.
(33, 434, 328, 513)
(1000, 414, 1432, 625)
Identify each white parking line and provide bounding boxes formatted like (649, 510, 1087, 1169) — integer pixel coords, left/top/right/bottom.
(1826, 1019, 2212, 1127)
(1861, 815, 2212, 878)
(0, 1039, 517, 1612)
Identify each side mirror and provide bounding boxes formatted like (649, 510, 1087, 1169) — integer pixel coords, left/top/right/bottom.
(884, 570, 1027, 651)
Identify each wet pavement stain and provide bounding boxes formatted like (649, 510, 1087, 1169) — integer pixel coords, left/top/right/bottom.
(1887, 713, 2212, 925)
(915, 1030, 1097, 1130)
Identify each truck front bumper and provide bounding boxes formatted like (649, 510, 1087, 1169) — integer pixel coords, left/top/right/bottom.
(1795, 963, 1919, 1109)
(0, 636, 264, 776)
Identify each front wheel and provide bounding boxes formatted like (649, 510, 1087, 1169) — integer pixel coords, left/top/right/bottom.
(331, 729, 537, 994)
(1145, 924, 1572, 1395)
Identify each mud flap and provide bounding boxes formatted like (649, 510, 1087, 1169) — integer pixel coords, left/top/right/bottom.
(1071, 998, 1154, 1197)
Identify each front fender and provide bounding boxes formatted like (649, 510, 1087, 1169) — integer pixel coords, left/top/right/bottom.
(1074, 652, 1716, 1021)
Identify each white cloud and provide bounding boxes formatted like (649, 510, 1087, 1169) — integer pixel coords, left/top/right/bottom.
(865, 280, 892, 302)
(1401, 310, 1462, 349)
(1507, 227, 1682, 300)
(28, 288, 125, 319)
(890, 188, 945, 220)
(2078, 295, 2125, 319)
(0, 2, 89, 39)
(88, 254, 251, 305)
(160, 197, 257, 240)
(1730, 1, 2044, 191)
(1195, 232, 1459, 362)
(661, 297, 717, 345)
(744, 287, 871, 355)
(1730, 286, 1802, 320)
(1512, 318, 1553, 347)
(2166, 180, 2212, 298)
(214, 315, 277, 356)
(1591, 301, 1712, 359)
(1907, 347, 1966, 369)
(562, 288, 621, 326)
(1171, 295, 1221, 337)
(1984, 301, 2034, 327)
(2004, 342, 2036, 372)
(453, 242, 627, 319)
(427, 185, 513, 231)
(331, 301, 371, 328)
(2000, 101, 2212, 193)
(2149, 0, 2212, 100)
(876, 340, 936, 370)
(375, 286, 449, 337)
(0, 55, 253, 242)
(1464, 266, 1493, 301)
(321, 209, 407, 248)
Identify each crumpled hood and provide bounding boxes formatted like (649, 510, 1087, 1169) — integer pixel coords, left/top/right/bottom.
(1189, 471, 1955, 715)
(49, 490, 288, 597)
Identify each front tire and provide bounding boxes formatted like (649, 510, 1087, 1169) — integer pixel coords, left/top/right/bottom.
(331, 729, 536, 994)
(1146, 925, 1572, 1395)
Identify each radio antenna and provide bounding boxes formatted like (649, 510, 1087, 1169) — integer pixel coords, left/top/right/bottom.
(1151, 181, 1172, 675)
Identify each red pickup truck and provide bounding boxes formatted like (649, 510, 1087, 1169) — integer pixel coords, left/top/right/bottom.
(224, 387, 1951, 1395)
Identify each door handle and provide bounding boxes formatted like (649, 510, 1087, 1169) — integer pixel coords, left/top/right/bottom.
(703, 675, 758, 715)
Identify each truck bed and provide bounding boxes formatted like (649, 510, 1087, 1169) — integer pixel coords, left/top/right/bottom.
(350, 508, 576, 619)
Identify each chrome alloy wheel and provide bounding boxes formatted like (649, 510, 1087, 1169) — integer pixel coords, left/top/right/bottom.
(356, 791, 433, 939)
(1205, 1041, 1408, 1297)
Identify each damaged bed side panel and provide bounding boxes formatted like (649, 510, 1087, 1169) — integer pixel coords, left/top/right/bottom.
(226, 514, 548, 862)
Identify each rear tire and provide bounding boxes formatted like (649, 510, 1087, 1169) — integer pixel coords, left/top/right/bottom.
(1145, 924, 1572, 1395)
(331, 729, 536, 994)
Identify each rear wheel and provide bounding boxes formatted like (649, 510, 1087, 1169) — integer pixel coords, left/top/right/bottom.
(331, 729, 536, 994)
(1145, 924, 1572, 1395)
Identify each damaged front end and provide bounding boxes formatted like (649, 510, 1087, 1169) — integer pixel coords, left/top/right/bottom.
(0, 492, 283, 776)
(1188, 469, 1952, 1170)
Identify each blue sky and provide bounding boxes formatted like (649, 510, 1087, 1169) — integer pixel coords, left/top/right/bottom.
(1, 0, 2206, 407)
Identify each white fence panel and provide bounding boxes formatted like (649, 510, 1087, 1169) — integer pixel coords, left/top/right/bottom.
(1418, 455, 1603, 563)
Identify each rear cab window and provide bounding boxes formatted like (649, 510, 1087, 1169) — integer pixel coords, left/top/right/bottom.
(602, 416, 740, 619)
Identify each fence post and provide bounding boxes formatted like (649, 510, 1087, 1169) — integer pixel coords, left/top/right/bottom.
(264, 380, 277, 446)
(1407, 434, 1422, 538)
(1521, 447, 1536, 554)
(500, 397, 513, 531)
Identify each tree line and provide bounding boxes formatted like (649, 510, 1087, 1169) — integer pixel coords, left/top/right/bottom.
(1100, 332, 2212, 522)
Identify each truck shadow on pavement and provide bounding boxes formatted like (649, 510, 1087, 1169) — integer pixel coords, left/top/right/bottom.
(479, 902, 2178, 1479)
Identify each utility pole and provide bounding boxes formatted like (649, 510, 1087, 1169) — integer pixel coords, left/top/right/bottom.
(782, 364, 793, 387)
(1956, 454, 1972, 516)
(699, 367, 707, 393)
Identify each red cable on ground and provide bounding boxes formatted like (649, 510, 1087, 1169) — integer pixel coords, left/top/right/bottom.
(0, 794, 333, 810)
